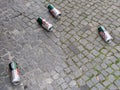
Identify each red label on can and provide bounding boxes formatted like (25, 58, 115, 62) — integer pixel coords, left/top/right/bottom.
(50, 10, 55, 15)
(99, 31, 106, 40)
(42, 19, 49, 27)
(16, 69, 19, 75)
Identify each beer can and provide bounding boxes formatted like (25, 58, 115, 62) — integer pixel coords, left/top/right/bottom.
(98, 26, 113, 43)
(9, 62, 20, 85)
(48, 4, 61, 18)
(37, 17, 53, 31)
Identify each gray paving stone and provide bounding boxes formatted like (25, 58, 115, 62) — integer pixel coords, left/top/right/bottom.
(97, 74, 105, 82)
(1, 0, 120, 89)
(114, 71, 120, 77)
(101, 70, 109, 77)
(103, 80, 111, 86)
(64, 68, 71, 74)
(72, 56, 79, 63)
(47, 85, 54, 90)
(68, 44, 80, 55)
(114, 80, 120, 87)
(96, 83, 105, 90)
(91, 50, 99, 56)
(73, 69, 82, 79)
(101, 63, 108, 69)
(111, 64, 119, 70)
(0, 49, 8, 57)
(0, 63, 5, 75)
(69, 80, 77, 87)
(108, 75, 115, 83)
(57, 78, 65, 85)
(91, 76, 99, 84)
(91, 87, 98, 90)
(61, 82, 68, 90)
(106, 68, 114, 74)
(87, 54, 95, 60)
(86, 80, 94, 88)
(108, 84, 118, 90)
(80, 84, 89, 90)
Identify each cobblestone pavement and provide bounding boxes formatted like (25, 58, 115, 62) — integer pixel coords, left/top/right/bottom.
(0, 0, 120, 90)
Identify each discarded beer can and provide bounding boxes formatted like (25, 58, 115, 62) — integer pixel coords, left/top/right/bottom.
(9, 61, 20, 85)
(37, 17, 53, 31)
(98, 26, 113, 43)
(48, 4, 61, 18)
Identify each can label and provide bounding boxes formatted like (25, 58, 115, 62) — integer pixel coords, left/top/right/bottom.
(99, 30, 106, 40)
(50, 8, 61, 17)
(12, 69, 20, 82)
(42, 19, 53, 31)
(9, 62, 20, 85)
(98, 26, 113, 43)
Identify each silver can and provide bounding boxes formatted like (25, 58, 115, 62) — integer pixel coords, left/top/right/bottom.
(48, 4, 61, 18)
(37, 17, 53, 31)
(9, 62, 20, 85)
(98, 26, 113, 43)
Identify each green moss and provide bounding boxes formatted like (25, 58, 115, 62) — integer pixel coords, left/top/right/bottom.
(115, 58, 120, 64)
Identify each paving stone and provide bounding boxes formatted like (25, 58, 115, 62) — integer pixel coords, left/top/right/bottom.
(72, 56, 79, 63)
(77, 78, 85, 86)
(69, 65, 79, 72)
(114, 80, 120, 87)
(52, 73, 59, 80)
(114, 71, 120, 77)
(1, 0, 120, 89)
(101, 49, 108, 55)
(106, 67, 113, 74)
(101, 70, 109, 77)
(91, 50, 99, 56)
(97, 74, 105, 82)
(85, 62, 93, 69)
(91, 87, 98, 90)
(64, 76, 72, 83)
(47, 85, 54, 90)
(77, 53, 84, 60)
(69, 80, 77, 87)
(101, 63, 108, 69)
(81, 58, 89, 64)
(73, 69, 82, 79)
(80, 84, 89, 90)
(0, 63, 5, 76)
(0, 49, 8, 57)
(96, 83, 105, 90)
(103, 80, 111, 86)
(86, 80, 94, 88)
(68, 44, 80, 55)
(86, 44, 94, 50)
(64, 68, 71, 74)
(108, 84, 118, 90)
(57, 78, 65, 85)
(91, 76, 99, 84)
(111, 64, 119, 70)
(61, 82, 68, 90)
(108, 75, 115, 83)
(87, 54, 95, 60)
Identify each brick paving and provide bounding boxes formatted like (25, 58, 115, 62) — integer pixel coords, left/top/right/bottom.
(0, 0, 120, 90)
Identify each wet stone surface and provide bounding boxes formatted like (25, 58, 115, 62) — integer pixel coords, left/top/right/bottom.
(0, 0, 120, 90)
